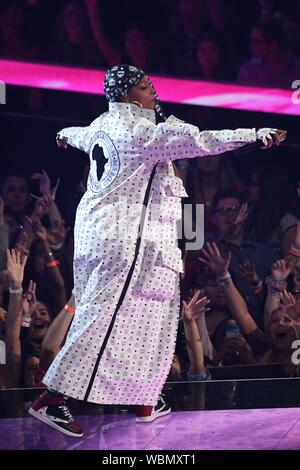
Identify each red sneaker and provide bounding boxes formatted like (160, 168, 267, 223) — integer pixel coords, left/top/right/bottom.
(28, 391, 83, 438)
(136, 395, 171, 423)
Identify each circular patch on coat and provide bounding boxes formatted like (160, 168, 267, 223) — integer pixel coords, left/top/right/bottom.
(88, 131, 120, 193)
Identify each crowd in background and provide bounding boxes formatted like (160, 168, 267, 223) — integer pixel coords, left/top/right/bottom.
(0, 157, 300, 390)
(1, 0, 300, 89)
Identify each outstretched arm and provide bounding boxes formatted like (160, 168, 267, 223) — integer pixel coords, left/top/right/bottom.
(143, 116, 286, 163)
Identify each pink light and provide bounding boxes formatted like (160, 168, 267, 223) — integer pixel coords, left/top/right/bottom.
(0, 59, 299, 116)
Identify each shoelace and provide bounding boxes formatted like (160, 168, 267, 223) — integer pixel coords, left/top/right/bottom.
(58, 405, 74, 422)
(158, 393, 166, 405)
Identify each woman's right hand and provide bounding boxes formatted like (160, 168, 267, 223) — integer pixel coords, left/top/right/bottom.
(6, 248, 28, 289)
(56, 137, 68, 149)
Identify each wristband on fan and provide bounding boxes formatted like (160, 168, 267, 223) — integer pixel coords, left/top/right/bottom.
(21, 317, 31, 328)
(46, 260, 60, 267)
(9, 287, 23, 295)
(64, 304, 76, 314)
(265, 276, 287, 292)
(216, 272, 232, 286)
(49, 243, 63, 251)
(251, 280, 263, 293)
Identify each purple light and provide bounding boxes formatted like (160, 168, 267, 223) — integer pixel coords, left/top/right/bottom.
(1, 59, 299, 115)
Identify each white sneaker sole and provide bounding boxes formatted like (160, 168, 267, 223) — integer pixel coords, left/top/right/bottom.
(28, 407, 83, 438)
(136, 408, 171, 423)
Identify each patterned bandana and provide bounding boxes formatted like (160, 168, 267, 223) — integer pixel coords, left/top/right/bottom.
(104, 64, 167, 122)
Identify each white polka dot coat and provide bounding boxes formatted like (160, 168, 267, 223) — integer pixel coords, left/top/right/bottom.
(43, 102, 257, 405)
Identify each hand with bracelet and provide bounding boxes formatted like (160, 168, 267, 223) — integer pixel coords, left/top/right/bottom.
(236, 260, 262, 293)
(6, 248, 28, 294)
(30, 220, 59, 267)
(182, 289, 210, 323)
(198, 242, 232, 282)
(47, 220, 70, 248)
(22, 280, 37, 327)
(271, 258, 292, 283)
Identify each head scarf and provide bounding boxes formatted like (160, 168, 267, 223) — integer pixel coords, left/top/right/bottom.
(104, 64, 167, 122)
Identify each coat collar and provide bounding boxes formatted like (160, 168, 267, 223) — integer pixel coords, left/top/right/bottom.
(108, 102, 156, 124)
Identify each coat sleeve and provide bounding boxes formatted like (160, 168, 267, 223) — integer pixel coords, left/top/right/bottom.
(56, 117, 102, 154)
(143, 116, 257, 163)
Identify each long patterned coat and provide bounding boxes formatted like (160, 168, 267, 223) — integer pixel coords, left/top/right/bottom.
(43, 102, 257, 405)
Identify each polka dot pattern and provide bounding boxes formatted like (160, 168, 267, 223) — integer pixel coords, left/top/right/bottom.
(45, 102, 257, 405)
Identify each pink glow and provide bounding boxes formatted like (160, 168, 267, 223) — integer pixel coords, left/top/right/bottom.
(0, 59, 299, 115)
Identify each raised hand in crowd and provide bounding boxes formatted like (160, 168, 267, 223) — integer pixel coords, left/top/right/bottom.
(182, 289, 210, 323)
(223, 202, 249, 239)
(21, 280, 37, 328)
(6, 248, 28, 290)
(15, 232, 29, 257)
(31, 169, 60, 201)
(199, 242, 231, 276)
(237, 260, 260, 285)
(47, 221, 70, 247)
(182, 290, 210, 378)
(271, 258, 292, 282)
(212, 334, 256, 366)
(30, 194, 53, 222)
(280, 290, 297, 308)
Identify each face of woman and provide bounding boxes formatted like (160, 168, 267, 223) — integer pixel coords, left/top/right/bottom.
(268, 308, 296, 351)
(0, 3, 22, 36)
(64, 2, 85, 38)
(197, 39, 220, 71)
(28, 302, 51, 342)
(204, 280, 226, 310)
(125, 29, 148, 59)
(124, 75, 156, 110)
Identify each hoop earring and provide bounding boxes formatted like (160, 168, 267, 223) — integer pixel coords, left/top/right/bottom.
(130, 101, 143, 108)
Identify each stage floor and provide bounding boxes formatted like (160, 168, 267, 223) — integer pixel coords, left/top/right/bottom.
(1, 408, 300, 450)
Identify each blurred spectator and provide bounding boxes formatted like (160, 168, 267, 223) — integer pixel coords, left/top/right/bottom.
(258, 0, 285, 21)
(0, 0, 44, 60)
(238, 18, 300, 88)
(196, 31, 230, 80)
(279, 177, 300, 258)
(121, 26, 162, 73)
(185, 154, 245, 232)
(53, 0, 119, 67)
(283, 16, 300, 58)
(246, 169, 294, 245)
(165, 0, 210, 76)
(206, 0, 248, 78)
(206, 189, 280, 321)
(0, 175, 32, 243)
